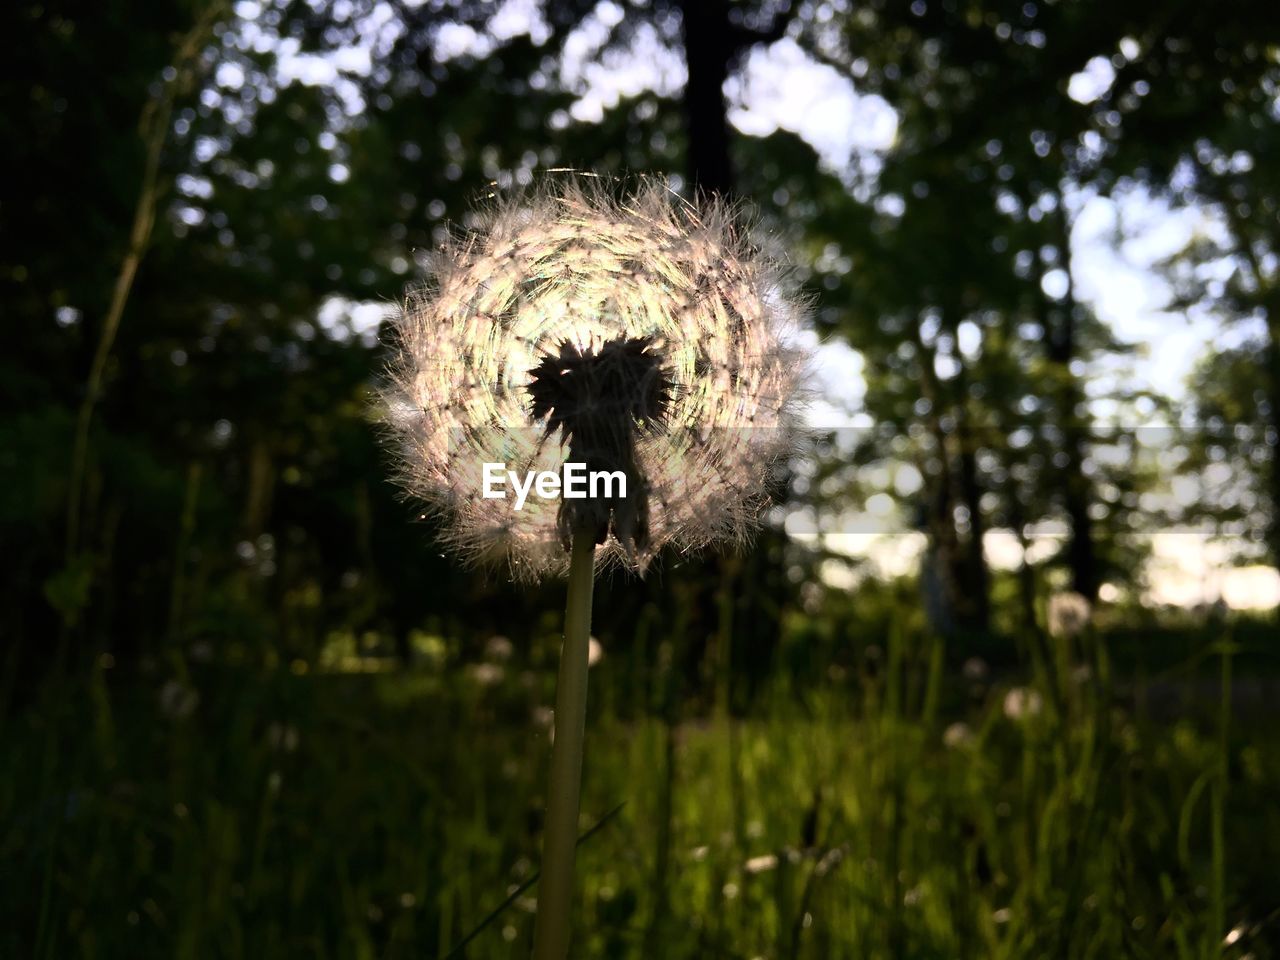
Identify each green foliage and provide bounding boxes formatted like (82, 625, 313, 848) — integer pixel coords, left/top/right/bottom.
(1181, 342, 1277, 557)
(6, 623, 1277, 959)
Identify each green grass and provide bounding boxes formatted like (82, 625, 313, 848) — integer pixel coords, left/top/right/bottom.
(4, 628, 1279, 959)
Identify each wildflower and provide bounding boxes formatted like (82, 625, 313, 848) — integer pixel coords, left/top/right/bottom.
(484, 634, 514, 662)
(468, 662, 505, 687)
(380, 177, 808, 960)
(380, 176, 807, 578)
(1047, 591, 1092, 638)
(1002, 686, 1043, 721)
(744, 853, 779, 874)
(943, 721, 974, 748)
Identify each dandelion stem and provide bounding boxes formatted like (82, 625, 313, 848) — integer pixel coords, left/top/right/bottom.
(532, 526, 596, 960)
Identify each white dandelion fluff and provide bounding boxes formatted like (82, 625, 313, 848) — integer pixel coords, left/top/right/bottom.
(380, 176, 808, 579)
(1047, 591, 1092, 639)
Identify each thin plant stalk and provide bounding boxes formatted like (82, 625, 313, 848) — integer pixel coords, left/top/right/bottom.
(532, 527, 596, 960)
(1209, 635, 1232, 955)
(65, 2, 222, 563)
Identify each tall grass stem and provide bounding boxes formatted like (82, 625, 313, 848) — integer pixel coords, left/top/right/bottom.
(1209, 636, 1231, 956)
(532, 528, 596, 960)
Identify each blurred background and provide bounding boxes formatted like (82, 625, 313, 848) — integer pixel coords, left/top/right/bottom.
(4, 1, 1280, 957)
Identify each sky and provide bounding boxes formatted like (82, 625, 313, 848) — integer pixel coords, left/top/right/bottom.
(254, 0, 1279, 608)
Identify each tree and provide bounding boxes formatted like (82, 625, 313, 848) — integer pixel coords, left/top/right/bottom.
(769, 0, 1189, 625)
(1097, 2, 1280, 562)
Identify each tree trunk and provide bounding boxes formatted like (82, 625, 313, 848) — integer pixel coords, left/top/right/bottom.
(914, 337, 989, 635)
(678, 0, 734, 197)
(956, 438, 992, 627)
(1046, 201, 1100, 600)
(1265, 315, 1280, 562)
(947, 315, 992, 629)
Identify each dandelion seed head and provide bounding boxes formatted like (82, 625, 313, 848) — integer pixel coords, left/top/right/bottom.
(744, 853, 780, 875)
(469, 662, 505, 687)
(943, 721, 974, 749)
(380, 176, 809, 579)
(1047, 591, 1092, 638)
(1002, 686, 1044, 721)
(483, 635, 514, 663)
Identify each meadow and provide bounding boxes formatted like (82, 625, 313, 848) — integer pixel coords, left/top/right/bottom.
(8, 613, 1278, 960)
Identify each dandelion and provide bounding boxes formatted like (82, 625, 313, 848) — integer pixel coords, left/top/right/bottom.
(744, 852, 780, 874)
(379, 176, 807, 960)
(1047, 591, 1092, 638)
(468, 662, 505, 687)
(943, 721, 974, 749)
(380, 176, 806, 579)
(1002, 686, 1044, 721)
(483, 634, 514, 662)
(961, 656, 989, 681)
